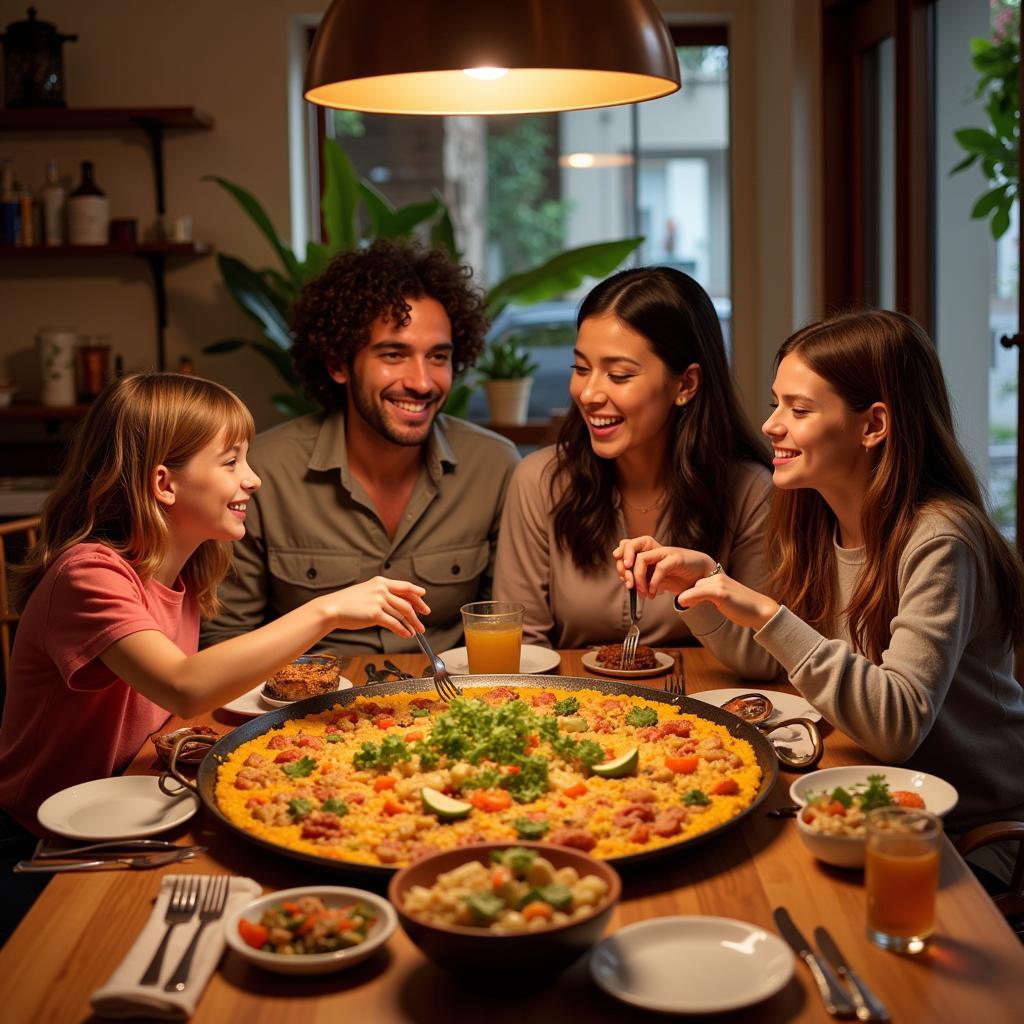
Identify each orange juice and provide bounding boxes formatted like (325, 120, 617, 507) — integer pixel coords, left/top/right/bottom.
(866, 840, 940, 939)
(465, 625, 523, 673)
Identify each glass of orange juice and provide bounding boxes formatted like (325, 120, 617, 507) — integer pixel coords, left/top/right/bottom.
(865, 806, 942, 954)
(460, 601, 525, 674)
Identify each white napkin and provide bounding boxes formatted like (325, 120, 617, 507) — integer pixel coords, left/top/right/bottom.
(90, 873, 261, 1021)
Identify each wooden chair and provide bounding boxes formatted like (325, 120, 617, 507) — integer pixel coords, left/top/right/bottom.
(955, 821, 1024, 936)
(0, 516, 40, 710)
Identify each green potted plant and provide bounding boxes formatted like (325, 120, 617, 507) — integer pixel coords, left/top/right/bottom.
(474, 335, 540, 425)
(204, 138, 642, 417)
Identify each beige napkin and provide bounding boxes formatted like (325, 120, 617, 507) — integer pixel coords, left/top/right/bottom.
(90, 873, 261, 1021)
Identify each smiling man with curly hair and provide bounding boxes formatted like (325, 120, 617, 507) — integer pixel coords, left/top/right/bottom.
(202, 240, 520, 657)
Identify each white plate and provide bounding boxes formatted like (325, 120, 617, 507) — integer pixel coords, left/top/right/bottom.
(260, 677, 353, 708)
(790, 765, 959, 817)
(224, 885, 397, 975)
(581, 649, 674, 679)
(690, 688, 823, 723)
(437, 644, 562, 675)
(222, 678, 353, 716)
(591, 916, 795, 1014)
(37, 775, 200, 840)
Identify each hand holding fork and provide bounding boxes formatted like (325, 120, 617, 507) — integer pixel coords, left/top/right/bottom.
(621, 586, 641, 670)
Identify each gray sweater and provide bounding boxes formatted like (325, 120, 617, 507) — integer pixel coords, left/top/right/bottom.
(753, 511, 1024, 831)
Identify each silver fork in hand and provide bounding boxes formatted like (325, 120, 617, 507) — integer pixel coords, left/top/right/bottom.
(621, 586, 641, 670)
(407, 623, 462, 701)
(163, 875, 231, 992)
(139, 875, 201, 985)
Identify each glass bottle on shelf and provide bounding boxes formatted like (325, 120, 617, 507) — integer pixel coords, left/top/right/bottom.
(39, 158, 66, 245)
(15, 183, 35, 246)
(67, 161, 109, 245)
(0, 157, 20, 246)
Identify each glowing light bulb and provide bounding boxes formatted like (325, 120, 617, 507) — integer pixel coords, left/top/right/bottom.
(566, 152, 596, 168)
(462, 66, 509, 81)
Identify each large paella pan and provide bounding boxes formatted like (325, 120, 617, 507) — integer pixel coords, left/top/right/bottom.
(167, 675, 778, 876)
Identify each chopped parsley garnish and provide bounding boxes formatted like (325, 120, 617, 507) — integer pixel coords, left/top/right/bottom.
(321, 797, 349, 816)
(410, 706, 431, 718)
(325, 732, 345, 743)
(287, 797, 313, 819)
(829, 787, 854, 809)
(281, 756, 317, 779)
(625, 706, 658, 728)
(351, 734, 412, 771)
(682, 789, 711, 807)
(553, 696, 580, 716)
(464, 892, 505, 925)
(859, 774, 893, 812)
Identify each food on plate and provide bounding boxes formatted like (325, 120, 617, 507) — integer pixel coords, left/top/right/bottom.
(153, 725, 219, 766)
(215, 686, 761, 868)
(721, 694, 773, 723)
(594, 644, 658, 670)
(400, 846, 610, 933)
(800, 774, 926, 837)
(265, 655, 342, 702)
(237, 894, 377, 954)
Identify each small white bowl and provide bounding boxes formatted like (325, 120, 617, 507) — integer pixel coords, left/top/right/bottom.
(223, 885, 397, 975)
(789, 765, 959, 870)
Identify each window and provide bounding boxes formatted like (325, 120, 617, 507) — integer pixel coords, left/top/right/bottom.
(310, 34, 733, 426)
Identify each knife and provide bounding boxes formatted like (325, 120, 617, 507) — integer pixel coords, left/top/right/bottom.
(14, 847, 204, 873)
(815, 927, 891, 1022)
(773, 907, 856, 1018)
(33, 838, 183, 859)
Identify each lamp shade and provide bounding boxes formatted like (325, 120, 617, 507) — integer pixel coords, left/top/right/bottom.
(304, 0, 681, 115)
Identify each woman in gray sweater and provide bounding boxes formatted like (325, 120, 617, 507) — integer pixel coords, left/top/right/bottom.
(617, 309, 1024, 866)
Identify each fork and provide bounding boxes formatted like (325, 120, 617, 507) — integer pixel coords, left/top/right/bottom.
(139, 876, 201, 985)
(621, 586, 641, 670)
(407, 623, 462, 701)
(163, 875, 231, 992)
(665, 673, 686, 695)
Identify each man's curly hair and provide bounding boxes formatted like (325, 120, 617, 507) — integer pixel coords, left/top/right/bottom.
(290, 239, 488, 409)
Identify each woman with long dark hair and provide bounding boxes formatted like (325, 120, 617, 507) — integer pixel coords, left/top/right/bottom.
(618, 309, 1024, 866)
(494, 266, 778, 677)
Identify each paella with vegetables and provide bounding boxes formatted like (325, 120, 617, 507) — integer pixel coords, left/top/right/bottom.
(214, 686, 763, 868)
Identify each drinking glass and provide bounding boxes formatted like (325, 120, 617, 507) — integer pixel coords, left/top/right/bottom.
(460, 601, 525, 674)
(865, 806, 942, 954)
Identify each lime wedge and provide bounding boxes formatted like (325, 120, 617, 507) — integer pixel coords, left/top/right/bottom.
(421, 786, 472, 820)
(591, 747, 639, 778)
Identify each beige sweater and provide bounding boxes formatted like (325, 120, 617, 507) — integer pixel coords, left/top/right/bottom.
(754, 511, 1024, 830)
(493, 447, 780, 679)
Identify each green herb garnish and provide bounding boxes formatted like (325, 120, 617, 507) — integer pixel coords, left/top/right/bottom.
(682, 789, 711, 807)
(625, 706, 658, 728)
(321, 797, 349, 816)
(513, 817, 550, 840)
(553, 696, 580, 716)
(288, 797, 313, 819)
(281, 756, 317, 779)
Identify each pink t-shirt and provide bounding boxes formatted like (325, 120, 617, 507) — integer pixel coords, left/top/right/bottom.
(0, 543, 199, 833)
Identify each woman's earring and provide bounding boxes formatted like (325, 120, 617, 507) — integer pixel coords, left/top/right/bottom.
(676, 397, 687, 406)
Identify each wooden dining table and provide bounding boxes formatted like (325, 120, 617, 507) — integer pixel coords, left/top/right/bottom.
(1, 647, 1021, 1022)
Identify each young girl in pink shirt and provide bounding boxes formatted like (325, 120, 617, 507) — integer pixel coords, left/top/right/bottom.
(0, 372, 430, 839)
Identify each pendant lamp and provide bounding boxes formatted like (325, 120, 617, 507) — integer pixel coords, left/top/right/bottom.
(304, 0, 681, 116)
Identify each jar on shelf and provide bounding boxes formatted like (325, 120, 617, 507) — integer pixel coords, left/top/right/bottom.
(67, 161, 109, 245)
(76, 334, 111, 401)
(37, 327, 77, 406)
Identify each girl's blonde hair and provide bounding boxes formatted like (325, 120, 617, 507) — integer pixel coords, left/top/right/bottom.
(15, 372, 254, 618)
(767, 309, 1024, 659)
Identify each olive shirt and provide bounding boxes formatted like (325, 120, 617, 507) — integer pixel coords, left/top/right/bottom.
(493, 446, 781, 680)
(754, 510, 1024, 833)
(201, 410, 520, 658)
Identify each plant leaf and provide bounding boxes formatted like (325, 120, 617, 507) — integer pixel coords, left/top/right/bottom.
(321, 138, 360, 250)
(430, 190, 460, 258)
(972, 184, 1010, 218)
(302, 240, 334, 283)
(358, 181, 396, 238)
(949, 152, 979, 175)
(953, 127, 997, 154)
(358, 180, 441, 239)
(202, 338, 247, 354)
(204, 175, 302, 285)
(992, 201, 1012, 240)
(485, 237, 644, 318)
(217, 254, 294, 350)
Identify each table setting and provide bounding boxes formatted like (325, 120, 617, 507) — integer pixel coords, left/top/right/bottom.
(2, 639, 1022, 1023)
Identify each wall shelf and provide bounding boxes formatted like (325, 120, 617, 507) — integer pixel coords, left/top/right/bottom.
(0, 106, 215, 371)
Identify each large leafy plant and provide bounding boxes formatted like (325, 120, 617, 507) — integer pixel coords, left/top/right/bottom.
(206, 139, 642, 417)
(475, 337, 540, 380)
(951, 1, 1020, 239)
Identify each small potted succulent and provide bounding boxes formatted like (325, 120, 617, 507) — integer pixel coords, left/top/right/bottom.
(475, 336, 540, 425)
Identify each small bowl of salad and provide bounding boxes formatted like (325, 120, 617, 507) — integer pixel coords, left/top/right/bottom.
(389, 842, 621, 976)
(223, 886, 397, 975)
(789, 765, 958, 869)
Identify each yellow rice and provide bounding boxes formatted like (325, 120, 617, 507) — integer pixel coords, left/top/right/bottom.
(215, 687, 762, 867)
